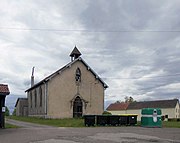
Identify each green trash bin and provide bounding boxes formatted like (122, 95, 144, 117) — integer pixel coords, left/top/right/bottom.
(141, 108, 162, 127)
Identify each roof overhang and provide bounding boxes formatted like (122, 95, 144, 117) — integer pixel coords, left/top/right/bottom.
(25, 57, 108, 92)
(0, 84, 10, 96)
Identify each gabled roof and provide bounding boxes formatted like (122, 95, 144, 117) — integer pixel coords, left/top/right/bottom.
(15, 98, 28, 107)
(127, 99, 179, 109)
(25, 57, 108, 92)
(106, 99, 179, 111)
(70, 46, 82, 57)
(0, 84, 10, 95)
(106, 102, 129, 111)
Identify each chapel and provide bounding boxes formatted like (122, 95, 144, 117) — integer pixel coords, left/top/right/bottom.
(21, 47, 108, 118)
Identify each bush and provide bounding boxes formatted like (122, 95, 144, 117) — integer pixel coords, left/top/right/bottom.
(161, 116, 165, 121)
(168, 118, 180, 122)
(102, 111, 112, 115)
(5, 106, 10, 116)
(12, 108, 16, 116)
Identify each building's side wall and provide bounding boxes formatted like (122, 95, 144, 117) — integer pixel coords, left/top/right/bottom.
(16, 102, 20, 116)
(179, 103, 180, 118)
(16, 99, 28, 116)
(28, 84, 46, 117)
(126, 109, 141, 121)
(126, 107, 178, 121)
(175, 102, 179, 118)
(107, 110, 127, 115)
(47, 61, 105, 118)
(161, 108, 177, 118)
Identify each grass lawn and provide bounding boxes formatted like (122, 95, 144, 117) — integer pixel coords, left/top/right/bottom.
(162, 121, 180, 128)
(7, 116, 180, 128)
(5, 123, 19, 129)
(8, 116, 84, 127)
(138, 121, 180, 128)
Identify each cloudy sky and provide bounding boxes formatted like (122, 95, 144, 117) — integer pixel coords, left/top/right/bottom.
(1, 0, 180, 112)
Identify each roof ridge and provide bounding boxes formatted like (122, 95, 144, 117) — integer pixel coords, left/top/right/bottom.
(127, 99, 179, 109)
(26, 57, 108, 92)
(0, 84, 8, 86)
(138, 99, 178, 103)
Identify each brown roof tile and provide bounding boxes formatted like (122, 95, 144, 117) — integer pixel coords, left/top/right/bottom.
(127, 99, 179, 109)
(0, 84, 10, 95)
(106, 102, 129, 111)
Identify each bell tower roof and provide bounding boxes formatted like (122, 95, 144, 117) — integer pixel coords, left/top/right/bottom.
(70, 46, 82, 61)
(70, 46, 81, 57)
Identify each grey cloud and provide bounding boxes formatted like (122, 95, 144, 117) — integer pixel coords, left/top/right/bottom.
(1, 0, 180, 110)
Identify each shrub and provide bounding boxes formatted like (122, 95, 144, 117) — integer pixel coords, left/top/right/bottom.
(168, 118, 180, 122)
(12, 108, 16, 116)
(102, 111, 112, 115)
(5, 106, 10, 116)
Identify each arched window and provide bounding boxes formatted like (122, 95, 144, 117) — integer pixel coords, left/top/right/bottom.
(34, 89, 37, 107)
(75, 68, 81, 82)
(30, 91, 32, 108)
(39, 86, 42, 107)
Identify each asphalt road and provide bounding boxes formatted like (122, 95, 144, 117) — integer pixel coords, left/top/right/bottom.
(0, 119, 180, 143)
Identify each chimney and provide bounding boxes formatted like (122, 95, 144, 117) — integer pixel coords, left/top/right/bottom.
(31, 67, 35, 87)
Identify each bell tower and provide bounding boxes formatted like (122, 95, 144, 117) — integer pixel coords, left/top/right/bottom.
(70, 46, 82, 61)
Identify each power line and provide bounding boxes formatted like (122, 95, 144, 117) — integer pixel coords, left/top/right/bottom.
(0, 27, 180, 33)
(102, 73, 180, 80)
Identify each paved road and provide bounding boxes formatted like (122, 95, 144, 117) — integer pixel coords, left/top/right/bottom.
(1, 119, 180, 143)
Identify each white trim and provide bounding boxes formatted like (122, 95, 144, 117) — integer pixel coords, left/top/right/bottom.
(142, 115, 161, 117)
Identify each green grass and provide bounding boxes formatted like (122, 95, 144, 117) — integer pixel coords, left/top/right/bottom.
(8, 116, 84, 127)
(7, 116, 180, 128)
(162, 121, 180, 128)
(5, 123, 19, 128)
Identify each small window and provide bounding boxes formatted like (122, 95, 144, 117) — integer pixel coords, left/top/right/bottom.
(35, 89, 37, 107)
(30, 91, 32, 108)
(75, 68, 81, 82)
(39, 86, 42, 107)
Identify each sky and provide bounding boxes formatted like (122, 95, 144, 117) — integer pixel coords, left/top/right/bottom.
(0, 0, 180, 113)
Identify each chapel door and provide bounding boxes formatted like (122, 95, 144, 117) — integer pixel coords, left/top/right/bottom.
(73, 96, 82, 118)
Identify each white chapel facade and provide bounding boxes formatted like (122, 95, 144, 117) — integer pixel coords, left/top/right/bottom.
(24, 47, 108, 118)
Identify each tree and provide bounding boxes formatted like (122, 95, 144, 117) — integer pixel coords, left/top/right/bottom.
(115, 100, 121, 104)
(125, 96, 136, 103)
(129, 96, 134, 103)
(12, 108, 16, 116)
(5, 106, 10, 116)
